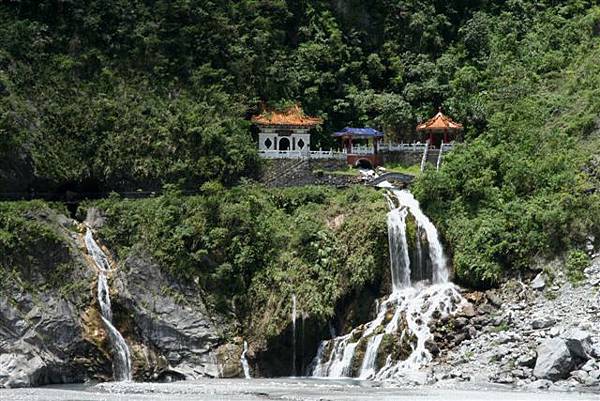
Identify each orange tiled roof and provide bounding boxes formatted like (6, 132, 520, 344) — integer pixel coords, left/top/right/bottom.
(416, 110, 463, 132)
(251, 105, 323, 127)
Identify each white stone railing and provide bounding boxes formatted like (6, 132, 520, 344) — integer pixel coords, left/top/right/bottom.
(258, 143, 456, 159)
(349, 145, 375, 155)
(379, 142, 455, 152)
(309, 150, 347, 159)
(258, 150, 346, 160)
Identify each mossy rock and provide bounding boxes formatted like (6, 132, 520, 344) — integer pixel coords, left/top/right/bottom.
(349, 336, 370, 377)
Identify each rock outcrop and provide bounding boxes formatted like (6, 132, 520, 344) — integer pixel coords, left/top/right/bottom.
(0, 208, 231, 388)
(429, 256, 600, 390)
(115, 249, 224, 380)
(533, 338, 574, 380)
(0, 210, 107, 388)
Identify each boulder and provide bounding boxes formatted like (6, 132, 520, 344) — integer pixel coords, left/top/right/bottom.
(460, 303, 477, 318)
(526, 379, 552, 390)
(485, 291, 503, 307)
(531, 273, 546, 290)
(561, 329, 592, 360)
(0, 353, 42, 388)
(533, 338, 574, 381)
(516, 352, 537, 368)
(532, 317, 555, 330)
(569, 370, 589, 383)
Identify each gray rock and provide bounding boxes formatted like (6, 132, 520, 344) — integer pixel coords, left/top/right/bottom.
(561, 328, 592, 359)
(580, 359, 597, 372)
(118, 250, 222, 379)
(531, 273, 546, 290)
(494, 373, 514, 384)
(549, 326, 561, 337)
(570, 370, 589, 383)
(460, 304, 477, 318)
(591, 344, 600, 358)
(532, 317, 555, 330)
(533, 338, 574, 381)
(467, 326, 478, 339)
(516, 352, 537, 368)
(526, 379, 552, 390)
(486, 291, 503, 307)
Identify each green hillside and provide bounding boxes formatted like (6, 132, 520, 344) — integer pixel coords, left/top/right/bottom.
(1, 0, 599, 287)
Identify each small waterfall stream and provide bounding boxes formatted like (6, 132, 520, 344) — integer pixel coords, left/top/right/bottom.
(310, 185, 464, 380)
(292, 294, 297, 376)
(84, 228, 133, 382)
(240, 341, 251, 379)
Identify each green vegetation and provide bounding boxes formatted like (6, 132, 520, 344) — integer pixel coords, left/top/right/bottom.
(0, 1, 599, 289)
(413, 5, 600, 287)
(87, 184, 388, 341)
(565, 249, 590, 284)
(0, 201, 79, 297)
(384, 163, 422, 177)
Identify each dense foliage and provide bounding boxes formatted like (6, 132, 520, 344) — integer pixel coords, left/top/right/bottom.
(87, 184, 388, 340)
(413, 4, 600, 287)
(0, 201, 79, 297)
(1, 1, 599, 287)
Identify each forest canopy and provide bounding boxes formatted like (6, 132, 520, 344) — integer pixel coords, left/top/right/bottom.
(1, 0, 599, 286)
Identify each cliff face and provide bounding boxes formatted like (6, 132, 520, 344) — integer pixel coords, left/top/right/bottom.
(0, 207, 229, 388)
(0, 186, 390, 387)
(0, 208, 102, 387)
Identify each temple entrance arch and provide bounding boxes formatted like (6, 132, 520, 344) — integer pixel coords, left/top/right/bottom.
(355, 159, 373, 169)
(279, 137, 291, 151)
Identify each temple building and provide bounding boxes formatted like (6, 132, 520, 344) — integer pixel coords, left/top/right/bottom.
(252, 105, 322, 155)
(416, 108, 463, 147)
(332, 127, 384, 168)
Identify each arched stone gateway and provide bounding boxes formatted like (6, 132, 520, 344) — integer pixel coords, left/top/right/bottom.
(279, 137, 291, 151)
(355, 159, 373, 169)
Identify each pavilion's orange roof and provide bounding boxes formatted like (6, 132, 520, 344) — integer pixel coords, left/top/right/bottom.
(251, 105, 323, 127)
(416, 109, 463, 132)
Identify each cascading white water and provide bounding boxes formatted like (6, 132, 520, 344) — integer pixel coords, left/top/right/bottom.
(387, 207, 411, 290)
(391, 189, 448, 284)
(85, 228, 132, 382)
(311, 184, 465, 380)
(359, 334, 384, 379)
(292, 294, 297, 376)
(240, 341, 251, 379)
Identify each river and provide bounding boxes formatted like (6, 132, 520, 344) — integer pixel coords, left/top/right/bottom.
(2, 378, 598, 401)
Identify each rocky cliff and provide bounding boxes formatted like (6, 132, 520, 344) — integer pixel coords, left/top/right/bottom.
(0, 207, 234, 388)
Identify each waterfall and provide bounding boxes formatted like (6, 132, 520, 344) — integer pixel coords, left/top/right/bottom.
(240, 341, 251, 379)
(387, 207, 411, 290)
(310, 184, 464, 380)
(291, 294, 297, 376)
(84, 228, 132, 382)
(390, 189, 448, 284)
(359, 334, 384, 379)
